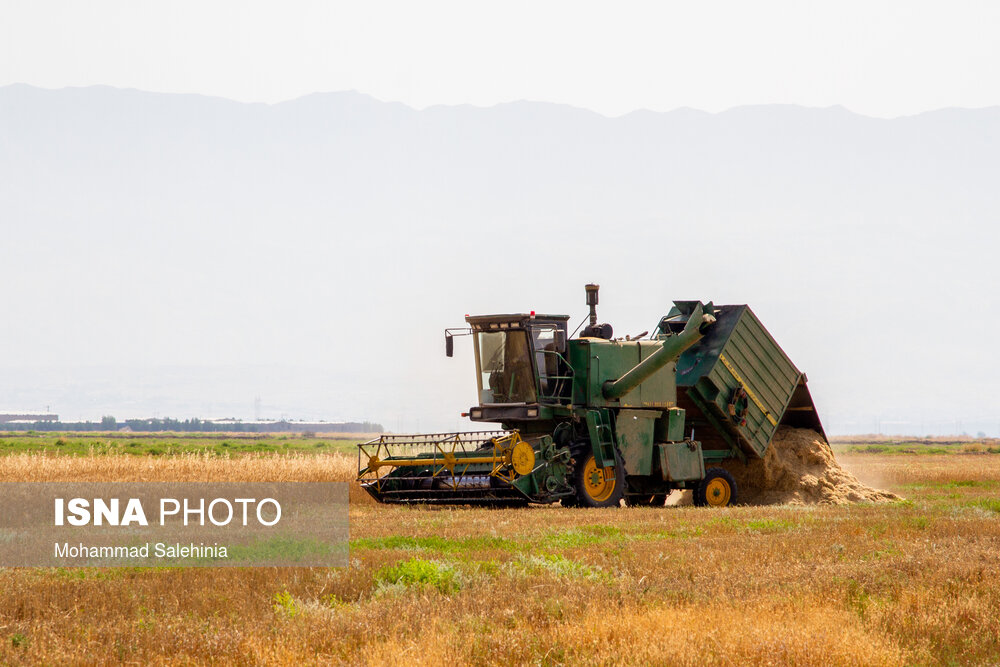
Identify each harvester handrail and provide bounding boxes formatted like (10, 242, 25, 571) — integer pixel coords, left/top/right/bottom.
(534, 348, 575, 405)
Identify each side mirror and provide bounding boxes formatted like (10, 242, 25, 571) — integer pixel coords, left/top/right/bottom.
(446, 333, 454, 357)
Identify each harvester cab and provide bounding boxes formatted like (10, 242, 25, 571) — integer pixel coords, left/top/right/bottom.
(465, 312, 571, 410)
(358, 285, 825, 509)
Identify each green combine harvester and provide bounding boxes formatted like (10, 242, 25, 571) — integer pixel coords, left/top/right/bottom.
(358, 285, 824, 508)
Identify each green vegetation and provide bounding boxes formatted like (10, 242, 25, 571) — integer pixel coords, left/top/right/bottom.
(517, 553, 606, 580)
(351, 519, 800, 557)
(352, 535, 518, 553)
(833, 441, 1000, 455)
(973, 499, 1000, 513)
(225, 537, 347, 564)
(743, 518, 799, 532)
(375, 558, 461, 594)
(0, 433, 364, 456)
(945, 479, 997, 488)
(272, 590, 300, 617)
(542, 528, 612, 549)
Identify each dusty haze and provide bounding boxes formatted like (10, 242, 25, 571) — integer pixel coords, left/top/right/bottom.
(1, 84, 997, 434)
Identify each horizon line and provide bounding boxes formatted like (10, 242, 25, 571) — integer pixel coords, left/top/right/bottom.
(3, 81, 999, 122)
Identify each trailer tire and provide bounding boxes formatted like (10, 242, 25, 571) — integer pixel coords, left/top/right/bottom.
(572, 451, 625, 508)
(694, 468, 737, 507)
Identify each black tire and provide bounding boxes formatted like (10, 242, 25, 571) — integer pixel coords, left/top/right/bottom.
(572, 450, 625, 508)
(694, 468, 737, 507)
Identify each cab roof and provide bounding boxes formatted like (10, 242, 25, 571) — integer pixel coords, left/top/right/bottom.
(465, 314, 570, 329)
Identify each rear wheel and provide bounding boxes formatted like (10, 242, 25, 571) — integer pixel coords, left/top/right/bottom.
(694, 468, 737, 507)
(572, 451, 625, 508)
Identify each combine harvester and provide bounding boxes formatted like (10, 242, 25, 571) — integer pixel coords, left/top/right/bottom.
(358, 285, 824, 508)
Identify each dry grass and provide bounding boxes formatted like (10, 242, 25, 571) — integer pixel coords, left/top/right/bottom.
(2, 451, 1000, 664)
(0, 451, 366, 503)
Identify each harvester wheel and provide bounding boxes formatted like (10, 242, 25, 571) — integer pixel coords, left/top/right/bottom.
(694, 468, 737, 507)
(572, 452, 625, 508)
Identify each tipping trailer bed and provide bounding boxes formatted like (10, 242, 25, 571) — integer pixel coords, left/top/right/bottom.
(666, 303, 825, 461)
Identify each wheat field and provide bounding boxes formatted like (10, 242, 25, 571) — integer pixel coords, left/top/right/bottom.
(1, 445, 999, 665)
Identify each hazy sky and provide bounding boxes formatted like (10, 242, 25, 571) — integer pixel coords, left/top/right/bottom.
(3, 1, 1000, 117)
(4, 3, 1000, 435)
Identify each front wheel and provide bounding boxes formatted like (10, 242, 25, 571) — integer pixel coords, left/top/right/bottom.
(694, 468, 737, 507)
(572, 452, 625, 508)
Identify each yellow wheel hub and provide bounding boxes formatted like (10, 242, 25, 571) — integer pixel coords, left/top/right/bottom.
(705, 477, 732, 507)
(582, 456, 617, 502)
(509, 440, 536, 476)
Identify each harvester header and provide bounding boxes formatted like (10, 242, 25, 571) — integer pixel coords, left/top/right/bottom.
(359, 285, 823, 508)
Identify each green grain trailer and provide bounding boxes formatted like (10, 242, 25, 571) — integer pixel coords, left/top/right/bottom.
(358, 285, 823, 508)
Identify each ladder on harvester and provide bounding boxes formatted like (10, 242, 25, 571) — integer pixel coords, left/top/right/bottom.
(585, 409, 618, 469)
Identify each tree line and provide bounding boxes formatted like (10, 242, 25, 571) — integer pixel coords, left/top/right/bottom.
(1, 417, 384, 433)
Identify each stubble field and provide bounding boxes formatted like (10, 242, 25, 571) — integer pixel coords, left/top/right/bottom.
(1, 433, 999, 665)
